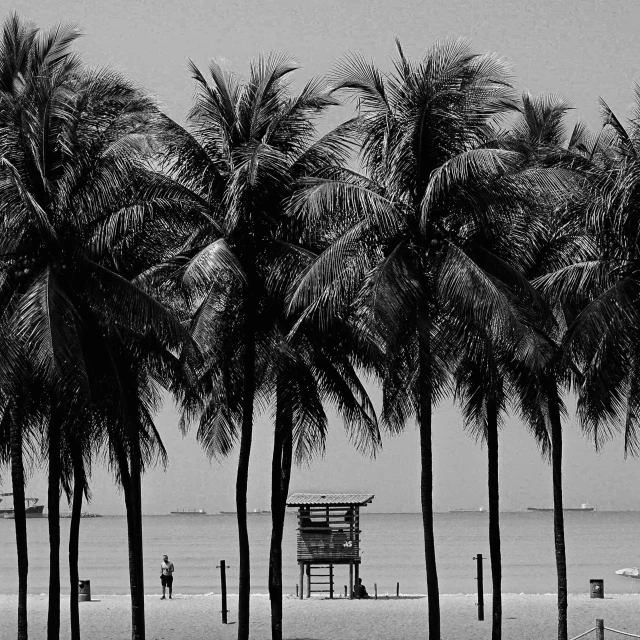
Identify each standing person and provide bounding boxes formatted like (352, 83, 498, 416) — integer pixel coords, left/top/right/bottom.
(160, 555, 175, 599)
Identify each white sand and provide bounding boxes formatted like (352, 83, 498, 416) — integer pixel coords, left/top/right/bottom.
(2, 593, 640, 639)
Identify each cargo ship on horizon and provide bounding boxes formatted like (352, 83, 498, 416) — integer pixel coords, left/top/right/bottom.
(1, 493, 45, 518)
(527, 502, 595, 512)
(170, 508, 207, 515)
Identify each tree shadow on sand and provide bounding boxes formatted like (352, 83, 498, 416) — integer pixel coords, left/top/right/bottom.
(319, 595, 425, 601)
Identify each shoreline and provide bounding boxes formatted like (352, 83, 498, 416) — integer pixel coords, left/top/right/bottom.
(3, 593, 640, 639)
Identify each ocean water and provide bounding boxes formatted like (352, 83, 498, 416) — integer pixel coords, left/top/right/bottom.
(1, 511, 640, 596)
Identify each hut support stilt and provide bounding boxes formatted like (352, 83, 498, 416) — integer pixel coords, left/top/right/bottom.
(329, 564, 334, 599)
(349, 561, 354, 600)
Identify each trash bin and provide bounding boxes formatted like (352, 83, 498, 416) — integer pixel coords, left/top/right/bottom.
(78, 580, 91, 602)
(590, 579, 604, 598)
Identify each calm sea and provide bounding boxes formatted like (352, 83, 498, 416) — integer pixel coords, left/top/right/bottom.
(1, 511, 640, 596)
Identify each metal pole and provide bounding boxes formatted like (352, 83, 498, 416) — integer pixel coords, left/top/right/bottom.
(474, 554, 484, 621)
(374, 583, 377, 599)
(216, 560, 228, 624)
(596, 618, 604, 640)
(396, 582, 399, 597)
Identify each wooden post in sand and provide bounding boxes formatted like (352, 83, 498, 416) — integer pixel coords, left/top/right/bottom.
(596, 619, 604, 640)
(217, 560, 228, 624)
(349, 561, 354, 600)
(329, 564, 334, 599)
(299, 563, 304, 600)
(374, 583, 377, 599)
(396, 582, 399, 597)
(474, 554, 484, 621)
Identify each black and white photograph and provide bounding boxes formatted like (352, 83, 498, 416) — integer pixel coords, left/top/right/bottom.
(2, 1, 640, 639)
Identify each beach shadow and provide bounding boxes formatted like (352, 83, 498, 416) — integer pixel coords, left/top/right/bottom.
(320, 596, 425, 601)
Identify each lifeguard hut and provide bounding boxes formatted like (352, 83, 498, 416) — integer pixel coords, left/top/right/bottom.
(286, 492, 374, 599)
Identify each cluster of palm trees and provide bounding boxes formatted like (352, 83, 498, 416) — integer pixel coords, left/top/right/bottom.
(1, 12, 639, 640)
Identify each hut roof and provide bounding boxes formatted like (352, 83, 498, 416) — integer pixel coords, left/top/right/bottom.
(286, 493, 374, 507)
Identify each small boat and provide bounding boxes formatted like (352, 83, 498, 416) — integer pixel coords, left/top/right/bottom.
(449, 507, 487, 513)
(1, 494, 45, 519)
(527, 502, 595, 512)
(616, 567, 640, 580)
(170, 508, 207, 515)
(60, 512, 102, 518)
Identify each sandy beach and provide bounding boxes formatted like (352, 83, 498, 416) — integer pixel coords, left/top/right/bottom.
(2, 593, 640, 639)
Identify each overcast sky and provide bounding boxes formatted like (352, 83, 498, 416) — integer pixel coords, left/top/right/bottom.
(3, 0, 640, 513)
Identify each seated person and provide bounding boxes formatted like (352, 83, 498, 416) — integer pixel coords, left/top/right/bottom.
(353, 577, 370, 599)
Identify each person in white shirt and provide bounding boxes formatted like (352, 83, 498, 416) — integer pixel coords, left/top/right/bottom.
(160, 554, 175, 599)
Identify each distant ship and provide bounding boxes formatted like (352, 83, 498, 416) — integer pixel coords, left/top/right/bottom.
(527, 502, 595, 512)
(449, 507, 487, 513)
(1, 494, 45, 519)
(220, 509, 270, 515)
(170, 508, 207, 515)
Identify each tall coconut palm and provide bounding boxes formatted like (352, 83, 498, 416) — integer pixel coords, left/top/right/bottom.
(288, 41, 560, 639)
(504, 93, 598, 640)
(158, 53, 361, 640)
(266, 317, 380, 640)
(452, 319, 508, 640)
(0, 16, 196, 639)
(59, 405, 94, 640)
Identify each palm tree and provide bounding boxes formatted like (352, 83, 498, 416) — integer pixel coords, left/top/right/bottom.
(557, 92, 640, 457)
(289, 40, 552, 640)
(504, 93, 598, 640)
(158, 53, 357, 640)
(59, 404, 94, 640)
(452, 320, 508, 640)
(266, 315, 380, 640)
(0, 15, 196, 639)
(538, 93, 640, 640)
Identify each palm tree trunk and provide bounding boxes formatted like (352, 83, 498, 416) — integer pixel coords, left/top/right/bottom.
(118, 446, 145, 640)
(486, 396, 502, 640)
(131, 435, 145, 620)
(269, 378, 294, 640)
(47, 414, 61, 640)
(547, 379, 567, 640)
(237, 305, 256, 640)
(10, 400, 28, 640)
(69, 454, 84, 640)
(418, 319, 440, 640)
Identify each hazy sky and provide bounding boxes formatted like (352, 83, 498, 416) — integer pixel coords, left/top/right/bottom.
(2, 0, 640, 513)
